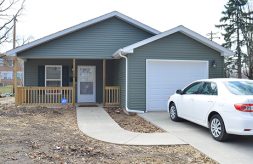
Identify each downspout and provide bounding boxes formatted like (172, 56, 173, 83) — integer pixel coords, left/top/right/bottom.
(119, 51, 145, 113)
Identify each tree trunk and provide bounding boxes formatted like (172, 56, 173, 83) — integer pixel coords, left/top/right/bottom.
(236, 12, 242, 78)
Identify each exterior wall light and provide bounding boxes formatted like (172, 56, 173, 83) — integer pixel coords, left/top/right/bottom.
(211, 60, 217, 68)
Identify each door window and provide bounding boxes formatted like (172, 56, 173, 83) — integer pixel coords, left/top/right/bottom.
(80, 82, 93, 94)
(183, 82, 204, 94)
(201, 82, 218, 95)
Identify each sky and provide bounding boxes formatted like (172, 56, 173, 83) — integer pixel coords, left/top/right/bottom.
(1, 0, 228, 52)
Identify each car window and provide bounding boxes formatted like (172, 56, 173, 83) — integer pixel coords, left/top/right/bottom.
(225, 81, 253, 95)
(201, 82, 218, 95)
(183, 82, 204, 95)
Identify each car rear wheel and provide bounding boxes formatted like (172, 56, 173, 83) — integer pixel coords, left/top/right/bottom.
(169, 103, 181, 122)
(210, 114, 228, 141)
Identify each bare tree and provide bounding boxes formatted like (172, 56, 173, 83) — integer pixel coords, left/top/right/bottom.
(0, 0, 25, 45)
(16, 35, 33, 47)
(0, 35, 33, 86)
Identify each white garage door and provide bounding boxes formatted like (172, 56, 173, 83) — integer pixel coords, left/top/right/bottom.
(146, 60, 208, 112)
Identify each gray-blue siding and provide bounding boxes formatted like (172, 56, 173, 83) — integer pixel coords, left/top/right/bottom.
(20, 16, 225, 111)
(114, 32, 224, 111)
(17, 17, 154, 59)
(24, 59, 105, 103)
(110, 59, 126, 108)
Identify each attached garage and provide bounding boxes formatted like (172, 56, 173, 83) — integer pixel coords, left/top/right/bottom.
(113, 25, 234, 113)
(146, 59, 208, 111)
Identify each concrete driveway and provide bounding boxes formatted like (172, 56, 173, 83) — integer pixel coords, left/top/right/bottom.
(139, 112, 253, 164)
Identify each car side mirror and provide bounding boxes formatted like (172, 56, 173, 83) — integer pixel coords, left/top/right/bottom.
(176, 89, 183, 95)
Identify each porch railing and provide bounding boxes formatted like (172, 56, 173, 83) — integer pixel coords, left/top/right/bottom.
(104, 86, 120, 107)
(16, 87, 74, 106)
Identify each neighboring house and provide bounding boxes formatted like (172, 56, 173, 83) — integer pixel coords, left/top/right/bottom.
(0, 57, 23, 86)
(6, 11, 233, 112)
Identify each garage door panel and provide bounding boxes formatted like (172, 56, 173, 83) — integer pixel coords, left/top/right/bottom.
(148, 100, 167, 110)
(148, 89, 173, 96)
(146, 60, 208, 112)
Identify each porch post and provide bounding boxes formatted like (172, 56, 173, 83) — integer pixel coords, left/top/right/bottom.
(14, 57, 18, 106)
(103, 59, 106, 106)
(72, 59, 76, 106)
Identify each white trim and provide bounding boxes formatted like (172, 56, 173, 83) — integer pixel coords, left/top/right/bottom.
(6, 11, 160, 56)
(45, 65, 62, 87)
(146, 59, 209, 63)
(145, 59, 209, 112)
(113, 25, 234, 58)
(77, 65, 96, 103)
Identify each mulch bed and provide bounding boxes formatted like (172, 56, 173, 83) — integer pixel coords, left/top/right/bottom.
(105, 107, 164, 133)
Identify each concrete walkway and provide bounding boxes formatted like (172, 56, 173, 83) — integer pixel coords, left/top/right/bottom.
(139, 112, 253, 164)
(76, 107, 185, 145)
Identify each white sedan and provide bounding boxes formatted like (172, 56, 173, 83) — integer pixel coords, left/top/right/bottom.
(167, 78, 253, 141)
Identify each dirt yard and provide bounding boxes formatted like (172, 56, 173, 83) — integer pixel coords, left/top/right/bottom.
(0, 98, 216, 163)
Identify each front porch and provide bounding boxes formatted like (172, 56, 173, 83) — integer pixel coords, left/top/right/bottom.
(15, 59, 120, 107)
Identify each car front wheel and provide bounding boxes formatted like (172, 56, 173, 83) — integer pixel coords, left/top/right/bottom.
(209, 114, 228, 141)
(169, 103, 181, 122)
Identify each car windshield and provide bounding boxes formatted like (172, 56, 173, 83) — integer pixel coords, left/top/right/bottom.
(225, 81, 253, 95)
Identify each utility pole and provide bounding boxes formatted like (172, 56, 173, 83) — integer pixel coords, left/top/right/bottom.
(13, 15, 17, 95)
(13, 16, 16, 49)
(207, 31, 220, 41)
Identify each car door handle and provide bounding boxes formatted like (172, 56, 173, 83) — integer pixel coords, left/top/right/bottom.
(208, 101, 213, 103)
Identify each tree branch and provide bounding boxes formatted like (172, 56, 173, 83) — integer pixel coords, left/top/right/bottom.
(0, 0, 25, 44)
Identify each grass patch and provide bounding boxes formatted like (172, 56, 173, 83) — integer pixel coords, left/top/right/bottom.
(0, 85, 13, 94)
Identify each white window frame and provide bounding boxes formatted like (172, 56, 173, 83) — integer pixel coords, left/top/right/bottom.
(45, 65, 62, 94)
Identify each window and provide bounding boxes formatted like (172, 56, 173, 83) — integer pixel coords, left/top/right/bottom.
(0, 58, 4, 66)
(201, 82, 218, 95)
(225, 81, 253, 95)
(6, 59, 13, 67)
(7, 72, 12, 79)
(3, 73, 8, 79)
(17, 72, 23, 80)
(45, 65, 62, 87)
(1, 71, 12, 80)
(183, 82, 204, 94)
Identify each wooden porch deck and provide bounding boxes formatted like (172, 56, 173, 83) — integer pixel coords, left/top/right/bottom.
(16, 86, 120, 107)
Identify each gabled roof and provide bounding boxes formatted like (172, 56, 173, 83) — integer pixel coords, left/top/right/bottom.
(113, 25, 234, 58)
(6, 11, 160, 56)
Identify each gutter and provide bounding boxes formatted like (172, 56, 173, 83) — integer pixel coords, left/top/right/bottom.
(118, 50, 145, 114)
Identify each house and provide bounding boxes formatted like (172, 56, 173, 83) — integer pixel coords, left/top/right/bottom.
(6, 11, 233, 112)
(0, 57, 23, 86)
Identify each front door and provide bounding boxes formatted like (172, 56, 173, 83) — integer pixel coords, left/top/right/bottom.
(77, 66, 96, 103)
